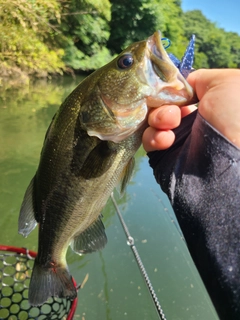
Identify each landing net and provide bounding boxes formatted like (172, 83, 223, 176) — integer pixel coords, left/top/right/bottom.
(0, 245, 77, 320)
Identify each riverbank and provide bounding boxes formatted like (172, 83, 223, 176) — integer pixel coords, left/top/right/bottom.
(0, 63, 90, 92)
(0, 64, 31, 88)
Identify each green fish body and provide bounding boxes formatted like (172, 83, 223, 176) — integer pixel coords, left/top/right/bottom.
(18, 31, 196, 306)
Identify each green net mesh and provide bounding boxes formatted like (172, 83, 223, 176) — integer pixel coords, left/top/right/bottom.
(0, 248, 77, 320)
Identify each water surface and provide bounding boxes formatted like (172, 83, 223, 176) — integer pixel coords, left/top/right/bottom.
(0, 77, 219, 320)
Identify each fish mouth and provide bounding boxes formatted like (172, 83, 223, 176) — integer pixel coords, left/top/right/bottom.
(145, 31, 197, 107)
(149, 31, 176, 82)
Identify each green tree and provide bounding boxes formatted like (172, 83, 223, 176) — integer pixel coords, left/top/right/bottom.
(225, 31, 240, 68)
(182, 10, 240, 68)
(157, 0, 193, 59)
(57, 0, 112, 71)
(107, 0, 189, 63)
(0, 0, 64, 78)
(107, 0, 159, 53)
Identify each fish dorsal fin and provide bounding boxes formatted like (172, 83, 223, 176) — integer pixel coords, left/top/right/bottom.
(119, 157, 135, 194)
(79, 140, 117, 179)
(18, 177, 38, 237)
(71, 216, 107, 254)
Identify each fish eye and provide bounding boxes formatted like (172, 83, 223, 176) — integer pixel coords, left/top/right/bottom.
(117, 54, 134, 69)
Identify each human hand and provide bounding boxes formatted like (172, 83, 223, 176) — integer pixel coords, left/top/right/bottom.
(143, 69, 240, 152)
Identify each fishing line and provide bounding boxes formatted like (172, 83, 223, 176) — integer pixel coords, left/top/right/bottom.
(110, 193, 167, 320)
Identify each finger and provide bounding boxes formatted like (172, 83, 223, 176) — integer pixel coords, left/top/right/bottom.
(187, 69, 240, 100)
(142, 127, 175, 152)
(148, 105, 181, 130)
(188, 69, 240, 147)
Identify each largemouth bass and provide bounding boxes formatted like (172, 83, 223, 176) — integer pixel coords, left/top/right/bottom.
(18, 31, 196, 306)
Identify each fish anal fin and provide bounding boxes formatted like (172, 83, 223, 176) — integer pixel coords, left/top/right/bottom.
(18, 177, 38, 237)
(28, 258, 76, 306)
(71, 216, 107, 254)
(119, 157, 135, 194)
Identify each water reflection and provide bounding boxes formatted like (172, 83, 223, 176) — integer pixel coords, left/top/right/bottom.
(0, 77, 219, 319)
(99, 251, 112, 320)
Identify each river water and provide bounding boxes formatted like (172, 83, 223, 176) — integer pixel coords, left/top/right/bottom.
(0, 76, 218, 320)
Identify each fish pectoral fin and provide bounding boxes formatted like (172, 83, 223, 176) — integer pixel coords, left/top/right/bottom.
(18, 177, 38, 237)
(71, 216, 107, 254)
(119, 157, 135, 194)
(79, 140, 117, 179)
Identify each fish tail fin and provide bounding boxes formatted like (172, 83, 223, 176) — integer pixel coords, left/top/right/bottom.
(28, 257, 77, 306)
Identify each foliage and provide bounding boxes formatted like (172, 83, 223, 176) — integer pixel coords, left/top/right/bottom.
(107, 0, 186, 55)
(225, 32, 240, 68)
(108, 0, 240, 69)
(182, 10, 238, 68)
(56, 0, 112, 71)
(0, 0, 64, 77)
(0, 0, 240, 82)
(107, 0, 159, 53)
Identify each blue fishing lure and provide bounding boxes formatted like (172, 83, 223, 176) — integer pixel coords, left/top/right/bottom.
(162, 35, 196, 79)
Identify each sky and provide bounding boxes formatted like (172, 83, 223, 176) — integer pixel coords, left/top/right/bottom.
(181, 0, 240, 35)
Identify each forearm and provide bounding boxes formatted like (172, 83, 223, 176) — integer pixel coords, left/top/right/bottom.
(148, 111, 240, 320)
